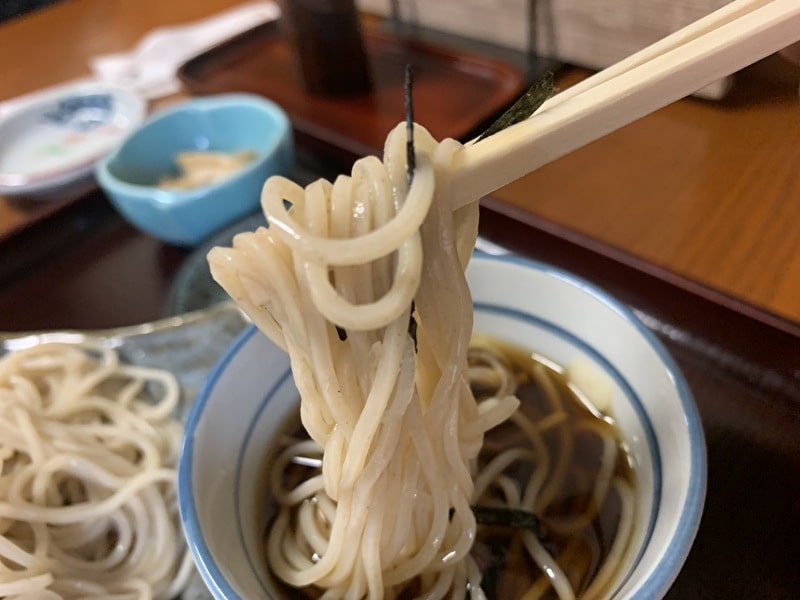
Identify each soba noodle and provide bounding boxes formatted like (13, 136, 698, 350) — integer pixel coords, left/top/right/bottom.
(208, 123, 634, 599)
(466, 339, 635, 600)
(0, 343, 192, 599)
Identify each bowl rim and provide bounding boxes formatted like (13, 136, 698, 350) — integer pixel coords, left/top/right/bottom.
(178, 252, 707, 600)
(179, 325, 263, 600)
(473, 253, 707, 599)
(94, 93, 291, 202)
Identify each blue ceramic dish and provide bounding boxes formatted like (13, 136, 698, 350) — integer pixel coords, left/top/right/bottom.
(96, 94, 293, 246)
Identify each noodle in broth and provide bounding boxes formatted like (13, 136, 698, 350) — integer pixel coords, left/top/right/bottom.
(466, 337, 635, 600)
(262, 337, 635, 600)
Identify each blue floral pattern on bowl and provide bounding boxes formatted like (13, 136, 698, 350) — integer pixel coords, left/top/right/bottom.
(0, 83, 145, 198)
(42, 94, 114, 131)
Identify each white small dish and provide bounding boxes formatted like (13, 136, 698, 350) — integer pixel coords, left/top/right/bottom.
(0, 82, 146, 199)
(178, 253, 706, 599)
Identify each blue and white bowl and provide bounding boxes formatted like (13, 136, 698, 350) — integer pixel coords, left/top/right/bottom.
(0, 82, 146, 199)
(178, 253, 706, 599)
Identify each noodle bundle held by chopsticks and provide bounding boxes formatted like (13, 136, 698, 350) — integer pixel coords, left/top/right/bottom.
(209, 123, 519, 599)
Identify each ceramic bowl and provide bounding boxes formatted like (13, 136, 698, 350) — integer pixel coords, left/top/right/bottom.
(95, 94, 293, 247)
(178, 253, 706, 599)
(0, 82, 146, 199)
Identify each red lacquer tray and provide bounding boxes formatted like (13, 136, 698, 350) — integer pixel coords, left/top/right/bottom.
(177, 20, 525, 166)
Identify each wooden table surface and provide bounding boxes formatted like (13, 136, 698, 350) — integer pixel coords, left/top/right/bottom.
(1, 0, 799, 326)
(2, 3, 800, 600)
(493, 62, 800, 326)
(0, 0, 240, 240)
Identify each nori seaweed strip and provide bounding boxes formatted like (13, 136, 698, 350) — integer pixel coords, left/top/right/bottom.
(335, 326, 347, 341)
(476, 72, 555, 142)
(471, 505, 545, 539)
(408, 300, 417, 350)
(404, 65, 418, 352)
(404, 64, 415, 186)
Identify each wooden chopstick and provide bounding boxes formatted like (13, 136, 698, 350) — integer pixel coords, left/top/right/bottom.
(449, 0, 800, 206)
(526, 0, 775, 116)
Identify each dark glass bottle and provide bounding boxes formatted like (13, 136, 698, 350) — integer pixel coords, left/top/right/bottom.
(279, 0, 373, 96)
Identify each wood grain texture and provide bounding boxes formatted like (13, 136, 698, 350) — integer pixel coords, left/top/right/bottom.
(492, 65, 800, 323)
(0, 0, 242, 99)
(0, 0, 798, 325)
(0, 0, 242, 240)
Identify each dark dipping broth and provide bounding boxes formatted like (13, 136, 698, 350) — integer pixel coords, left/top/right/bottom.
(260, 337, 636, 600)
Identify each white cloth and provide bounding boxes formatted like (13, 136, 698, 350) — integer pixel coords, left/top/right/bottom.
(1, 2, 281, 118)
(89, 2, 280, 100)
